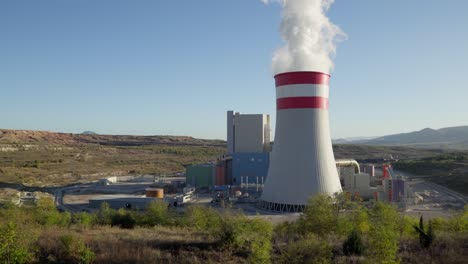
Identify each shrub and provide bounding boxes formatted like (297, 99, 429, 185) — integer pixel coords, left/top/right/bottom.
(93, 202, 115, 226)
(399, 215, 418, 237)
(279, 235, 332, 264)
(337, 205, 370, 236)
(139, 200, 170, 226)
(59, 234, 95, 264)
(343, 229, 363, 256)
(111, 209, 137, 229)
(365, 202, 400, 264)
(221, 216, 273, 264)
(273, 221, 301, 243)
(185, 206, 223, 236)
(298, 194, 338, 236)
(0, 222, 32, 264)
(447, 205, 468, 232)
(33, 197, 71, 227)
(71, 212, 93, 228)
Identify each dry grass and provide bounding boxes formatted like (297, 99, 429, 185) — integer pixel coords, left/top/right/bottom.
(35, 225, 247, 264)
(398, 232, 468, 264)
(0, 144, 225, 187)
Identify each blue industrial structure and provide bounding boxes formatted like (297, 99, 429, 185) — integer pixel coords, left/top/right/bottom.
(231, 152, 270, 185)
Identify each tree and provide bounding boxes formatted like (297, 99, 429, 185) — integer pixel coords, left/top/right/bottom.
(413, 216, 435, 249)
(343, 229, 363, 256)
(365, 202, 400, 264)
(94, 202, 115, 225)
(111, 209, 136, 229)
(298, 194, 338, 236)
(0, 222, 31, 264)
(140, 201, 170, 226)
(221, 216, 273, 264)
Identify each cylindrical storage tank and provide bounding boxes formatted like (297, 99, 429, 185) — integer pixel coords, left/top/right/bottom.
(145, 188, 164, 198)
(259, 72, 342, 212)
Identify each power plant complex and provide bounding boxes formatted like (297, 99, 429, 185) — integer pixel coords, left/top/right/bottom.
(185, 72, 412, 212)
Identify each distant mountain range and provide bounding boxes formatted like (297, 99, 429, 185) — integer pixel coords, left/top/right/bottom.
(81, 131, 98, 135)
(334, 126, 468, 150)
(332, 136, 377, 144)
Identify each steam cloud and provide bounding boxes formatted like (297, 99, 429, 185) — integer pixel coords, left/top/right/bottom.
(263, 0, 345, 74)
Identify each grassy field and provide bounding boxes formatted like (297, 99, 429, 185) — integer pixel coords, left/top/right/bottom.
(0, 129, 457, 188)
(333, 144, 445, 161)
(0, 144, 225, 187)
(0, 143, 445, 188)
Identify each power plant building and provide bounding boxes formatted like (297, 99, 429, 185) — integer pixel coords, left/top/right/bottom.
(185, 164, 215, 187)
(227, 111, 271, 153)
(231, 152, 269, 185)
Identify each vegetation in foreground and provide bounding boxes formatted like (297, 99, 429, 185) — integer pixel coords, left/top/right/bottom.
(394, 152, 468, 195)
(1, 195, 467, 263)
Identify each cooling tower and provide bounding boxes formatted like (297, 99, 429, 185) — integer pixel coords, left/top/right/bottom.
(258, 71, 342, 212)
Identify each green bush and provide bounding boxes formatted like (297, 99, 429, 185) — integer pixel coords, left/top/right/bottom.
(111, 209, 137, 229)
(34, 198, 71, 227)
(298, 194, 338, 236)
(221, 216, 273, 264)
(139, 200, 170, 226)
(447, 205, 468, 232)
(337, 205, 370, 236)
(185, 206, 223, 236)
(273, 221, 302, 243)
(279, 235, 332, 264)
(365, 202, 400, 264)
(343, 229, 363, 256)
(71, 212, 93, 228)
(59, 234, 95, 264)
(0, 222, 32, 264)
(398, 216, 418, 237)
(93, 202, 115, 225)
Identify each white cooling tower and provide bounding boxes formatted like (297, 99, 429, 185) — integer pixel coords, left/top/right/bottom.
(258, 71, 342, 212)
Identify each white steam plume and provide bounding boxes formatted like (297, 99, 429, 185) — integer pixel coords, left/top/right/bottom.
(263, 0, 345, 74)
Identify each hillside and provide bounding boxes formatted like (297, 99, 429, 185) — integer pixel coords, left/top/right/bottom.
(0, 129, 226, 187)
(0, 129, 225, 147)
(0, 129, 449, 188)
(341, 126, 468, 150)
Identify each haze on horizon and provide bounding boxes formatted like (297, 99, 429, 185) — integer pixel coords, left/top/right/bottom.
(1, 0, 467, 140)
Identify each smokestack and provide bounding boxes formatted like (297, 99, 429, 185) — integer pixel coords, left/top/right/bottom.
(258, 71, 342, 212)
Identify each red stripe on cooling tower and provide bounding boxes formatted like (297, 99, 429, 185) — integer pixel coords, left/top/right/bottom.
(277, 97, 329, 110)
(275, 71, 330, 87)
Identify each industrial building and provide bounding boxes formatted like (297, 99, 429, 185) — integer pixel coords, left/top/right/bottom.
(338, 162, 411, 208)
(185, 164, 216, 187)
(227, 111, 271, 153)
(185, 103, 412, 210)
(231, 152, 269, 185)
(186, 110, 271, 188)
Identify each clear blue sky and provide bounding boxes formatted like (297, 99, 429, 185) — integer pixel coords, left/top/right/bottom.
(1, 0, 467, 139)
